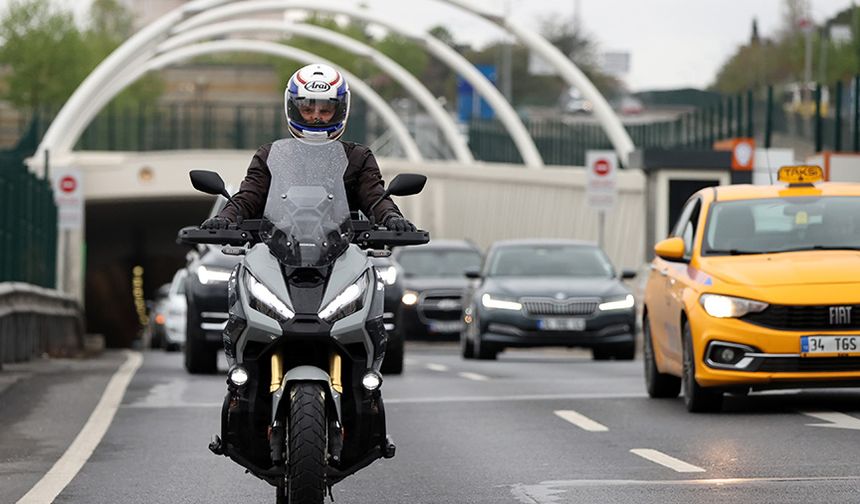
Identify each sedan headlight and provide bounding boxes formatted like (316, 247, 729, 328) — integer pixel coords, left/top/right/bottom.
(699, 294, 768, 318)
(481, 293, 522, 311)
(377, 265, 397, 286)
(599, 294, 635, 311)
(246, 273, 295, 322)
(318, 271, 370, 322)
(198, 265, 231, 284)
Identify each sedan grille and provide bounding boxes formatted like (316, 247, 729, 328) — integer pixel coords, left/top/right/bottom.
(742, 303, 860, 331)
(419, 291, 464, 322)
(520, 297, 599, 316)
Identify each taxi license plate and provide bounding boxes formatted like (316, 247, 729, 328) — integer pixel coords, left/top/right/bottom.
(801, 335, 860, 356)
(539, 318, 586, 331)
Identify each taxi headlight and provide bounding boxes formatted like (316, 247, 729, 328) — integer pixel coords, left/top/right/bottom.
(481, 293, 523, 311)
(699, 294, 768, 318)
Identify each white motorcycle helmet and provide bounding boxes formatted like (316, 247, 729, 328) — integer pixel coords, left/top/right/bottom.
(285, 63, 350, 142)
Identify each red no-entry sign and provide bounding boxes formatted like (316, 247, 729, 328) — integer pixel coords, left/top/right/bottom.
(594, 159, 611, 176)
(60, 175, 77, 193)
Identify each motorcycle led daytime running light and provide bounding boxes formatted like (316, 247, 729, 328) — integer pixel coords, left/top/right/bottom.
(481, 293, 523, 311)
(246, 273, 295, 322)
(378, 266, 398, 286)
(228, 366, 249, 386)
(198, 265, 231, 285)
(401, 290, 419, 306)
(361, 371, 382, 391)
(599, 294, 635, 311)
(318, 272, 370, 322)
(700, 294, 768, 318)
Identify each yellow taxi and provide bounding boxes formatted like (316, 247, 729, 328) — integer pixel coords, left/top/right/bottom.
(642, 165, 860, 412)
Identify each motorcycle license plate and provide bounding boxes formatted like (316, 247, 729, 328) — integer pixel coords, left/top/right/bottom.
(539, 318, 586, 331)
(801, 335, 860, 357)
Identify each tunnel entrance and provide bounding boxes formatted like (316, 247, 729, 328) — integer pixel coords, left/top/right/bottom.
(85, 197, 215, 348)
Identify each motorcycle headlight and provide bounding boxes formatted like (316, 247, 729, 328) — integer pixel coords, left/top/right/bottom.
(198, 265, 231, 285)
(377, 265, 397, 286)
(245, 273, 295, 322)
(699, 294, 768, 318)
(318, 271, 370, 322)
(599, 294, 635, 311)
(481, 293, 522, 311)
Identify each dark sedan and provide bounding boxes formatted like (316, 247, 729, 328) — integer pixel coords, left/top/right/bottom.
(393, 240, 483, 340)
(461, 239, 637, 360)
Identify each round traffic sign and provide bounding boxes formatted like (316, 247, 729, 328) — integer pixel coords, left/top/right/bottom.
(60, 175, 77, 193)
(594, 159, 611, 176)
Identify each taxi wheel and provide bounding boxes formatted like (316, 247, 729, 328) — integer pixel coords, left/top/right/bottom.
(643, 314, 681, 398)
(682, 321, 723, 413)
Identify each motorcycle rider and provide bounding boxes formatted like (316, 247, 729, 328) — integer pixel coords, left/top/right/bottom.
(200, 63, 417, 232)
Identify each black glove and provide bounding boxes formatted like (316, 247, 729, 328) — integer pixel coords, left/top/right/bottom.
(201, 217, 231, 230)
(385, 215, 416, 232)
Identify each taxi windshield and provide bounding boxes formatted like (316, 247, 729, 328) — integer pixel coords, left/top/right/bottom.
(702, 196, 860, 255)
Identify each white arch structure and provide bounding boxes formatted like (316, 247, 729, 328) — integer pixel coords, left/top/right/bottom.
(169, 0, 544, 167)
(153, 19, 474, 162)
(36, 0, 633, 168)
(142, 40, 423, 161)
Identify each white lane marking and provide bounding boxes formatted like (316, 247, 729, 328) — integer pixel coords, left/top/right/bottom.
(554, 410, 609, 432)
(458, 372, 489, 381)
(511, 475, 860, 503)
(425, 363, 449, 372)
(386, 391, 645, 404)
(17, 351, 143, 504)
(802, 411, 860, 431)
(629, 449, 705, 473)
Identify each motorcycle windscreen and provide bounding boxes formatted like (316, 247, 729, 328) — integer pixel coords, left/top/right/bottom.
(260, 139, 353, 267)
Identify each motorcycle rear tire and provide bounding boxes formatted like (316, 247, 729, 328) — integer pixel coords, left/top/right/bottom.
(286, 382, 327, 504)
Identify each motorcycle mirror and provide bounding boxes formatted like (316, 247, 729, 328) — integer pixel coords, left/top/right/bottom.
(190, 170, 230, 199)
(386, 173, 427, 197)
(368, 173, 427, 221)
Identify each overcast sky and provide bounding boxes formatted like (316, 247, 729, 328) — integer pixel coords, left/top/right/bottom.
(3, 0, 857, 90)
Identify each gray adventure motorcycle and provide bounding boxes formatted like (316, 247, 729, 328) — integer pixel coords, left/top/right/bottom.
(178, 139, 429, 503)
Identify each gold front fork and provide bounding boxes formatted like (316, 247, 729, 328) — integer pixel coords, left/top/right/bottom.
(330, 353, 343, 394)
(270, 352, 284, 393)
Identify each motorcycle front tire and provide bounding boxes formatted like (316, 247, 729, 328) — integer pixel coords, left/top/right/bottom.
(276, 382, 327, 504)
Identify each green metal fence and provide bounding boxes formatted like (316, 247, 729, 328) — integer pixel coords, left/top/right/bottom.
(0, 120, 57, 288)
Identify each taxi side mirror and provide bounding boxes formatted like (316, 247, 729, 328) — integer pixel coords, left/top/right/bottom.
(654, 237, 686, 261)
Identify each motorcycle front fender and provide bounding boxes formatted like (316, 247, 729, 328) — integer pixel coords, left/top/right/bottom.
(271, 365, 343, 424)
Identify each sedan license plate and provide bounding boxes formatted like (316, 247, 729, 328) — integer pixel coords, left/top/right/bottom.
(801, 335, 860, 356)
(429, 321, 463, 333)
(539, 318, 586, 331)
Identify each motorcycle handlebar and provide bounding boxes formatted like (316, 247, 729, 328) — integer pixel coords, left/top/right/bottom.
(177, 219, 430, 248)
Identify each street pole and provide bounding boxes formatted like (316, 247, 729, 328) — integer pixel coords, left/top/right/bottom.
(598, 210, 605, 249)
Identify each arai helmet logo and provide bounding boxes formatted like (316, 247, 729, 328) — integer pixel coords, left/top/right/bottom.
(304, 81, 331, 92)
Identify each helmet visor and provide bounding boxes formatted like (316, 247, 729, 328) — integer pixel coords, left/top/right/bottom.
(288, 97, 347, 130)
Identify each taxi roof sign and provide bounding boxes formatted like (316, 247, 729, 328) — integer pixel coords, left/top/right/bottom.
(778, 165, 824, 185)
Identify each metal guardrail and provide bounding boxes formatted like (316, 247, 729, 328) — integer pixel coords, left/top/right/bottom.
(0, 282, 84, 370)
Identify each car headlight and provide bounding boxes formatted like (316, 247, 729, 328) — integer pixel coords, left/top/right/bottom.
(198, 265, 231, 284)
(401, 290, 419, 306)
(319, 271, 370, 322)
(481, 293, 522, 311)
(599, 294, 635, 311)
(699, 294, 768, 318)
(246, 273, 295, 322)
(377, 265, 397, 286)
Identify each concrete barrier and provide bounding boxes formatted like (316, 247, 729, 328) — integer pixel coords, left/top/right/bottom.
(0, 282, 84, 369)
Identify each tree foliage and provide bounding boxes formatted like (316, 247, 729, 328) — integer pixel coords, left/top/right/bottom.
(0, 0, 161, 112)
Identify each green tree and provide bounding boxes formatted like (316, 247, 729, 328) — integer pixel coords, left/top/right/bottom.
(0, 0, 90, 110)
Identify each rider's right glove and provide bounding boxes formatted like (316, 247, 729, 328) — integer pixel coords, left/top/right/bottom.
(201, 217, 232, 229)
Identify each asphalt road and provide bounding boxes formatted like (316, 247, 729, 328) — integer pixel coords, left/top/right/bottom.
(3, 344, 860, 504)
